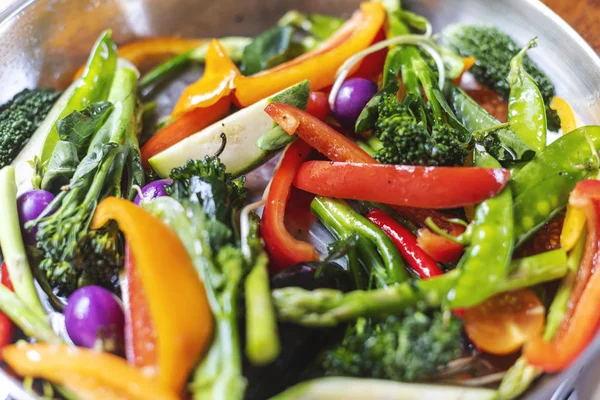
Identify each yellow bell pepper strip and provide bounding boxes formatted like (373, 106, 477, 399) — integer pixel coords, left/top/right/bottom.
(90, 197, 213, 393)
(555, 96, 584, 251)
(73, 37, 207, 81)
(3, 343, 178, 400)
(233, 2, 385, 107)
(172, 39, 240, 117)
(550, 96, 577, 134)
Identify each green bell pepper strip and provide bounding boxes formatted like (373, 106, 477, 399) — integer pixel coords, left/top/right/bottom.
(507, 39, 547, 152)
(494, 231, 586, 400)
(447, 147, 514, 308)
(511, 126, 600, 246)
(40, 30, 118, 163)
(311, 197, 408, 285)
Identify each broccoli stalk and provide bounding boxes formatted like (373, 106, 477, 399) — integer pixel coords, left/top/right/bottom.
(370, 50, 469, 167)
(32, 68, 143, 298)
(0, 88, 62, 168)
(273, 249, 568, 327)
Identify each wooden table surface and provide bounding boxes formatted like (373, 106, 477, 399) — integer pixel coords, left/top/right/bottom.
(542, 0, 600, 52)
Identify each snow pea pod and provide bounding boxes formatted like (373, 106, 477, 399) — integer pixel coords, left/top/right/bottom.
(511, 126, 600, 246)
(447, 147, 514, 308)
(507, 39, 547, 152)
(41, 30, 118, 163)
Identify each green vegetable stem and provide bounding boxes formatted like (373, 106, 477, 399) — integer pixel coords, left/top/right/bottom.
(273, 249, 567, 327)
(40, 30, 118, 164)
(447, 146, 514, 308)
(507, 39, 547, 152)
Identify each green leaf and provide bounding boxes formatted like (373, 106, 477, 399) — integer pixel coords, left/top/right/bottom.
(56, 102, 114, 157)
(240, 26, 296, 75)
(306, 14, 344, 41)
(40, 141, 80, 192)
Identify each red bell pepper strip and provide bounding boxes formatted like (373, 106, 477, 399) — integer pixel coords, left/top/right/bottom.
(293, 161, 510, 209)
(265, 102, 373, 163)
(416, 227, 465, 263)
(367, 210, 443, 279)
(525, 180, 600, 371)
(261, 140, 319, 272)
(0, 262, 14, 353)
(122, 246, 158, 370)
(351, 28, 388, 80)
(141, 97, 230, 168)
(172, 39, 239, 117)
(234, 2, 385, 106)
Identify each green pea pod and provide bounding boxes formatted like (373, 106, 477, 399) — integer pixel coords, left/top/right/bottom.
(511, 126, 600, 246)
(447, 84, 535, 162)
(40, 30, 118, 163)
(311, 197, 408, 285)
(447, 147, 514, 308)
(507, 39, 547, 152)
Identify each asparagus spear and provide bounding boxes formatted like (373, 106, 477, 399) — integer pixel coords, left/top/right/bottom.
(273, 249, 568, 327)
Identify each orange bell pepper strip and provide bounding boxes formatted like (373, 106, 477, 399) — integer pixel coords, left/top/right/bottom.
(122, 246, 158, 370)
(525, 180, 600, 371)
(261, 140, 319, 272)
(74, 37, 206, 81)
(453, 56, 476, 85)
(3, 343, 178, 400)
(233, 2, 385, 107)
(90, 197, 213, 393)
(141, 96, 230, 168)
(264, 102, 374, 163)
(172, 39, 239, 117)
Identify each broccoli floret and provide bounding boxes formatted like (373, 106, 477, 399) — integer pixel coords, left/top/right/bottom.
(373, 94, 467, 166)
(0, 88, 62, 168)
(323, 310, 463, 382)
(442, 24, 560, 130)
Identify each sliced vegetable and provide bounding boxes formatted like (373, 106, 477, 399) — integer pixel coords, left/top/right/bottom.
(90, 197, 213, 392)
(464, 289, 544, 355)
(294, 161, 510, 209)
(561, 205, 586, 252)
(16, 189, 54, 245)
(64, 285, 125, 352)
(262, 140, 319, 271)
(550, 96, 577, 134)
(332, 77, 378, 127)
(265, 102, 374, 163)
(3, 343, 178, 400)
(233, 2, 385, 106)
(416, 227, 464, 263)
(122, 247, 158, 371)
(172, 39, 239, 117)
(525, 180, 600, 371)
(150, 81, 310, 177)
(141, 98, 230, 168)
(367, 209, 442, 279)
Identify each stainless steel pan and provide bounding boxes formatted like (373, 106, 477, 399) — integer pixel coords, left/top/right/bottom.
(1, 0, 599, 398)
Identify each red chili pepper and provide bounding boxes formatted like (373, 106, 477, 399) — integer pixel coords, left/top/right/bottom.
(0, 262, 15, 352)
(367, 209, 442, 279)
(261, 140, 319, 272)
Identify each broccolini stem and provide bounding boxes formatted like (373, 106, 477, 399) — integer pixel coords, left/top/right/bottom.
(311, 197, 407, 285)
(0, 166, 46, 317)
(273, 249, 568, 327)
(245, 252, 281, 366)
(0, 284, 60, 344)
